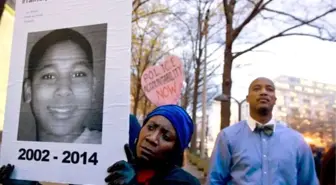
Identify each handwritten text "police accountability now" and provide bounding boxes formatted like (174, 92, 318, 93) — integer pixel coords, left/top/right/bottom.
(142, 60, 183, 101)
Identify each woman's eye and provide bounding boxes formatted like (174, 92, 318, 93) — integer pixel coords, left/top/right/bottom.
(162, 134, 170, 141)
(41, 74, 55, 80)
(147, 125, 154, 131)
(73, 72, 87, 78)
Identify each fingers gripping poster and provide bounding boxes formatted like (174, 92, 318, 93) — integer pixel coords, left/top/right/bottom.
(0, 0, 131, 184)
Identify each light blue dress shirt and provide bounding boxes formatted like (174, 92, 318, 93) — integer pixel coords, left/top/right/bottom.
(207, 118, 318, 185)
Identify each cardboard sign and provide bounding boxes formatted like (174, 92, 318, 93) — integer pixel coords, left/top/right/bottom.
(0, 0, 131, 184)
(141, 56, 184, 106)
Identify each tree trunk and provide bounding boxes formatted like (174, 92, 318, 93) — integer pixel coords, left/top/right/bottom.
(181, 83, 190, 109)
(142, 97, 148, 117)
(132, 77, 142, 116)
(190, 65, 201, 153)
(220, 47, 233, 129)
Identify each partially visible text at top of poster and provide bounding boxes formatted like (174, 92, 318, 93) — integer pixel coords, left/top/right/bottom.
(0, 0, 131, 184)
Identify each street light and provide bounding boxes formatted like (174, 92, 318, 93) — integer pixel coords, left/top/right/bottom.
(214, 94, 246, 121)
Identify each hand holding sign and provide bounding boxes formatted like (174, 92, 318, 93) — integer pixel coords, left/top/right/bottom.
(141, 56, 184, 106)
(104, 144, 136, 185)
(0, 164, 14, 183)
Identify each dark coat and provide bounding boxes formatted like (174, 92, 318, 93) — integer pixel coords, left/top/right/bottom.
(142, 166, 201, 185)
(2, 179, 40, 185)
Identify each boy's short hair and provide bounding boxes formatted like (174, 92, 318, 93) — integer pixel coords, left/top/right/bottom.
(27, 28, 94, 79)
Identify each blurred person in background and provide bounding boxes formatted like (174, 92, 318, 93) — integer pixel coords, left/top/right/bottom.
(310, 144, 323, 179)
(320, 144, 335, 185)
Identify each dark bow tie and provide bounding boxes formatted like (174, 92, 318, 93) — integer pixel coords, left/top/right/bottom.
(256, 123, 274, 136)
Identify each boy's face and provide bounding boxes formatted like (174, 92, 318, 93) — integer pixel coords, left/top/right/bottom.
(24, 40, 95, 137)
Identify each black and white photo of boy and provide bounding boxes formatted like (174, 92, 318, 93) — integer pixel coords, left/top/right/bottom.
(17, 24, 107, 144)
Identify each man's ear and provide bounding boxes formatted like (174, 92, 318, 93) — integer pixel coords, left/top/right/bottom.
(23, 79, 32, 103)
(246, 95, 249, 103)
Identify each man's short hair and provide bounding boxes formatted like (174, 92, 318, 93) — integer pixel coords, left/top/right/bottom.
(27, 28, 94, 79)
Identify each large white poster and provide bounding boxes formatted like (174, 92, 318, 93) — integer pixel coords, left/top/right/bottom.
(0, 0, 131, 184)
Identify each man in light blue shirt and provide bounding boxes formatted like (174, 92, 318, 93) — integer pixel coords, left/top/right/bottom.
(207, 77, 318, 185)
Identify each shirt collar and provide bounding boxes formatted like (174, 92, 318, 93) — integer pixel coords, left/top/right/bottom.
(247, 115, 276, 132)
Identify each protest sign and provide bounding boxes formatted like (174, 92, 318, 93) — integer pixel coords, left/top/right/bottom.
(0, 0, 131, 184)
(141, 56, 184, 106)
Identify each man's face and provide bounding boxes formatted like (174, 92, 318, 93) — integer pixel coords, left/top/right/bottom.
(247, 78, 276, 114)
(24, 40, 95, 136)
(136, 116, 176, 162)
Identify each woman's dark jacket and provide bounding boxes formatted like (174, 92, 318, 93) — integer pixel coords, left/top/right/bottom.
(138, 166, 201, 185)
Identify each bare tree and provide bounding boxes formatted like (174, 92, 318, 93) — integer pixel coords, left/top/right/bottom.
(181, 52, 221, 111)
(180, 51, 195, 110)
(131, 14, 167, 116)
(168, 0, 225, 152)
(131, 1, 184, 117)
(220, 0, 336, 129)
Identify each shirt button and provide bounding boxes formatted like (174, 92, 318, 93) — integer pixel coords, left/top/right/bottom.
(263, 139, 266, 142)
(263, 155, 267, 158)
(264, 171, 267, 174)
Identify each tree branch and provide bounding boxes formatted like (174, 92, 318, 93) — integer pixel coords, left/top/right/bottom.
(169, 11, 196, 47)
(233, 8, 336, 59)
(281, 32, 335, 41)
(222, 0, 233, 30)
(232, 0, 270, 39)
(203, 43, 224, 59)
(133, 0, 150, 15)
(132, 9, 169, 22)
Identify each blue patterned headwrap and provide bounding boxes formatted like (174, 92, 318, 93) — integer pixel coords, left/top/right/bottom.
(143, 105, 194, 151)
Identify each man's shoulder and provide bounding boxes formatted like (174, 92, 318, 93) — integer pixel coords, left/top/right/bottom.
(275, 120, 289, 127)
(276, 121, 301, 135)
(219, 120, 247, 137)
(275, 121, 307, 144)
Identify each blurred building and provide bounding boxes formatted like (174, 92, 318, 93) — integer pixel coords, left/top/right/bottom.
(273, 75, 336, 147)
